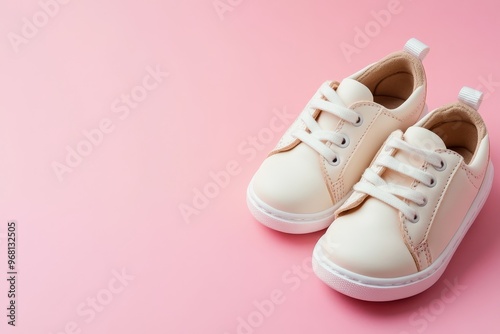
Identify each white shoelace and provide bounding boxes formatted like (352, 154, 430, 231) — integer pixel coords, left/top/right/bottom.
(292, 82, 362, 165)
(353, 136, 445, 223)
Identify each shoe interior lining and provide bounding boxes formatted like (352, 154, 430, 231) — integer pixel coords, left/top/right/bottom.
(433, 121, 477, 163)
(421, 103, 486, 164)
(356, 52, 424, 109)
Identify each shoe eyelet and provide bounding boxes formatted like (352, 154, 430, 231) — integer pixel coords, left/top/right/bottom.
(328, 155, 340, 166)
(410, 213, 420, 223)
(354, 114, 363, 127)
(339, 135, 350, 148)
(434, 159, 446, 171)
(428, 177, 436, 188)
(417, 197, 428, 207)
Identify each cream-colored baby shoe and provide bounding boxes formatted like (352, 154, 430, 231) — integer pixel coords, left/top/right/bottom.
(313, 87, 493, 301)
(247, 38, 429, 234)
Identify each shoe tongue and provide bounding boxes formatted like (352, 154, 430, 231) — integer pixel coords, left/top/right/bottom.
(403, 126, 446, 150)
(316, 79, 373, 130)
(335, 78, 373, 106)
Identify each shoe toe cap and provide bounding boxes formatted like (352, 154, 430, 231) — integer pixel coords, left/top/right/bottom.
(252, 144, 333, 214)
(319, 199, 418, 278)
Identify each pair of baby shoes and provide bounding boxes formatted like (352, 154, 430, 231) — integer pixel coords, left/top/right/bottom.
(247, 38, 494, 301)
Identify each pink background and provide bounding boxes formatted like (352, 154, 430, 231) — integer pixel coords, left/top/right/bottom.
(1, 0, 499, 333)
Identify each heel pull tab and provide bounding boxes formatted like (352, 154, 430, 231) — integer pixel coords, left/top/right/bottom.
(404, 38, 430, 61)
(458, 87, 483, 110)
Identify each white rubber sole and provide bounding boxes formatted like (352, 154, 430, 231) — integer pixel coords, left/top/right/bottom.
(312, 161, 494, 301)
(246, 180, 349, 234)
